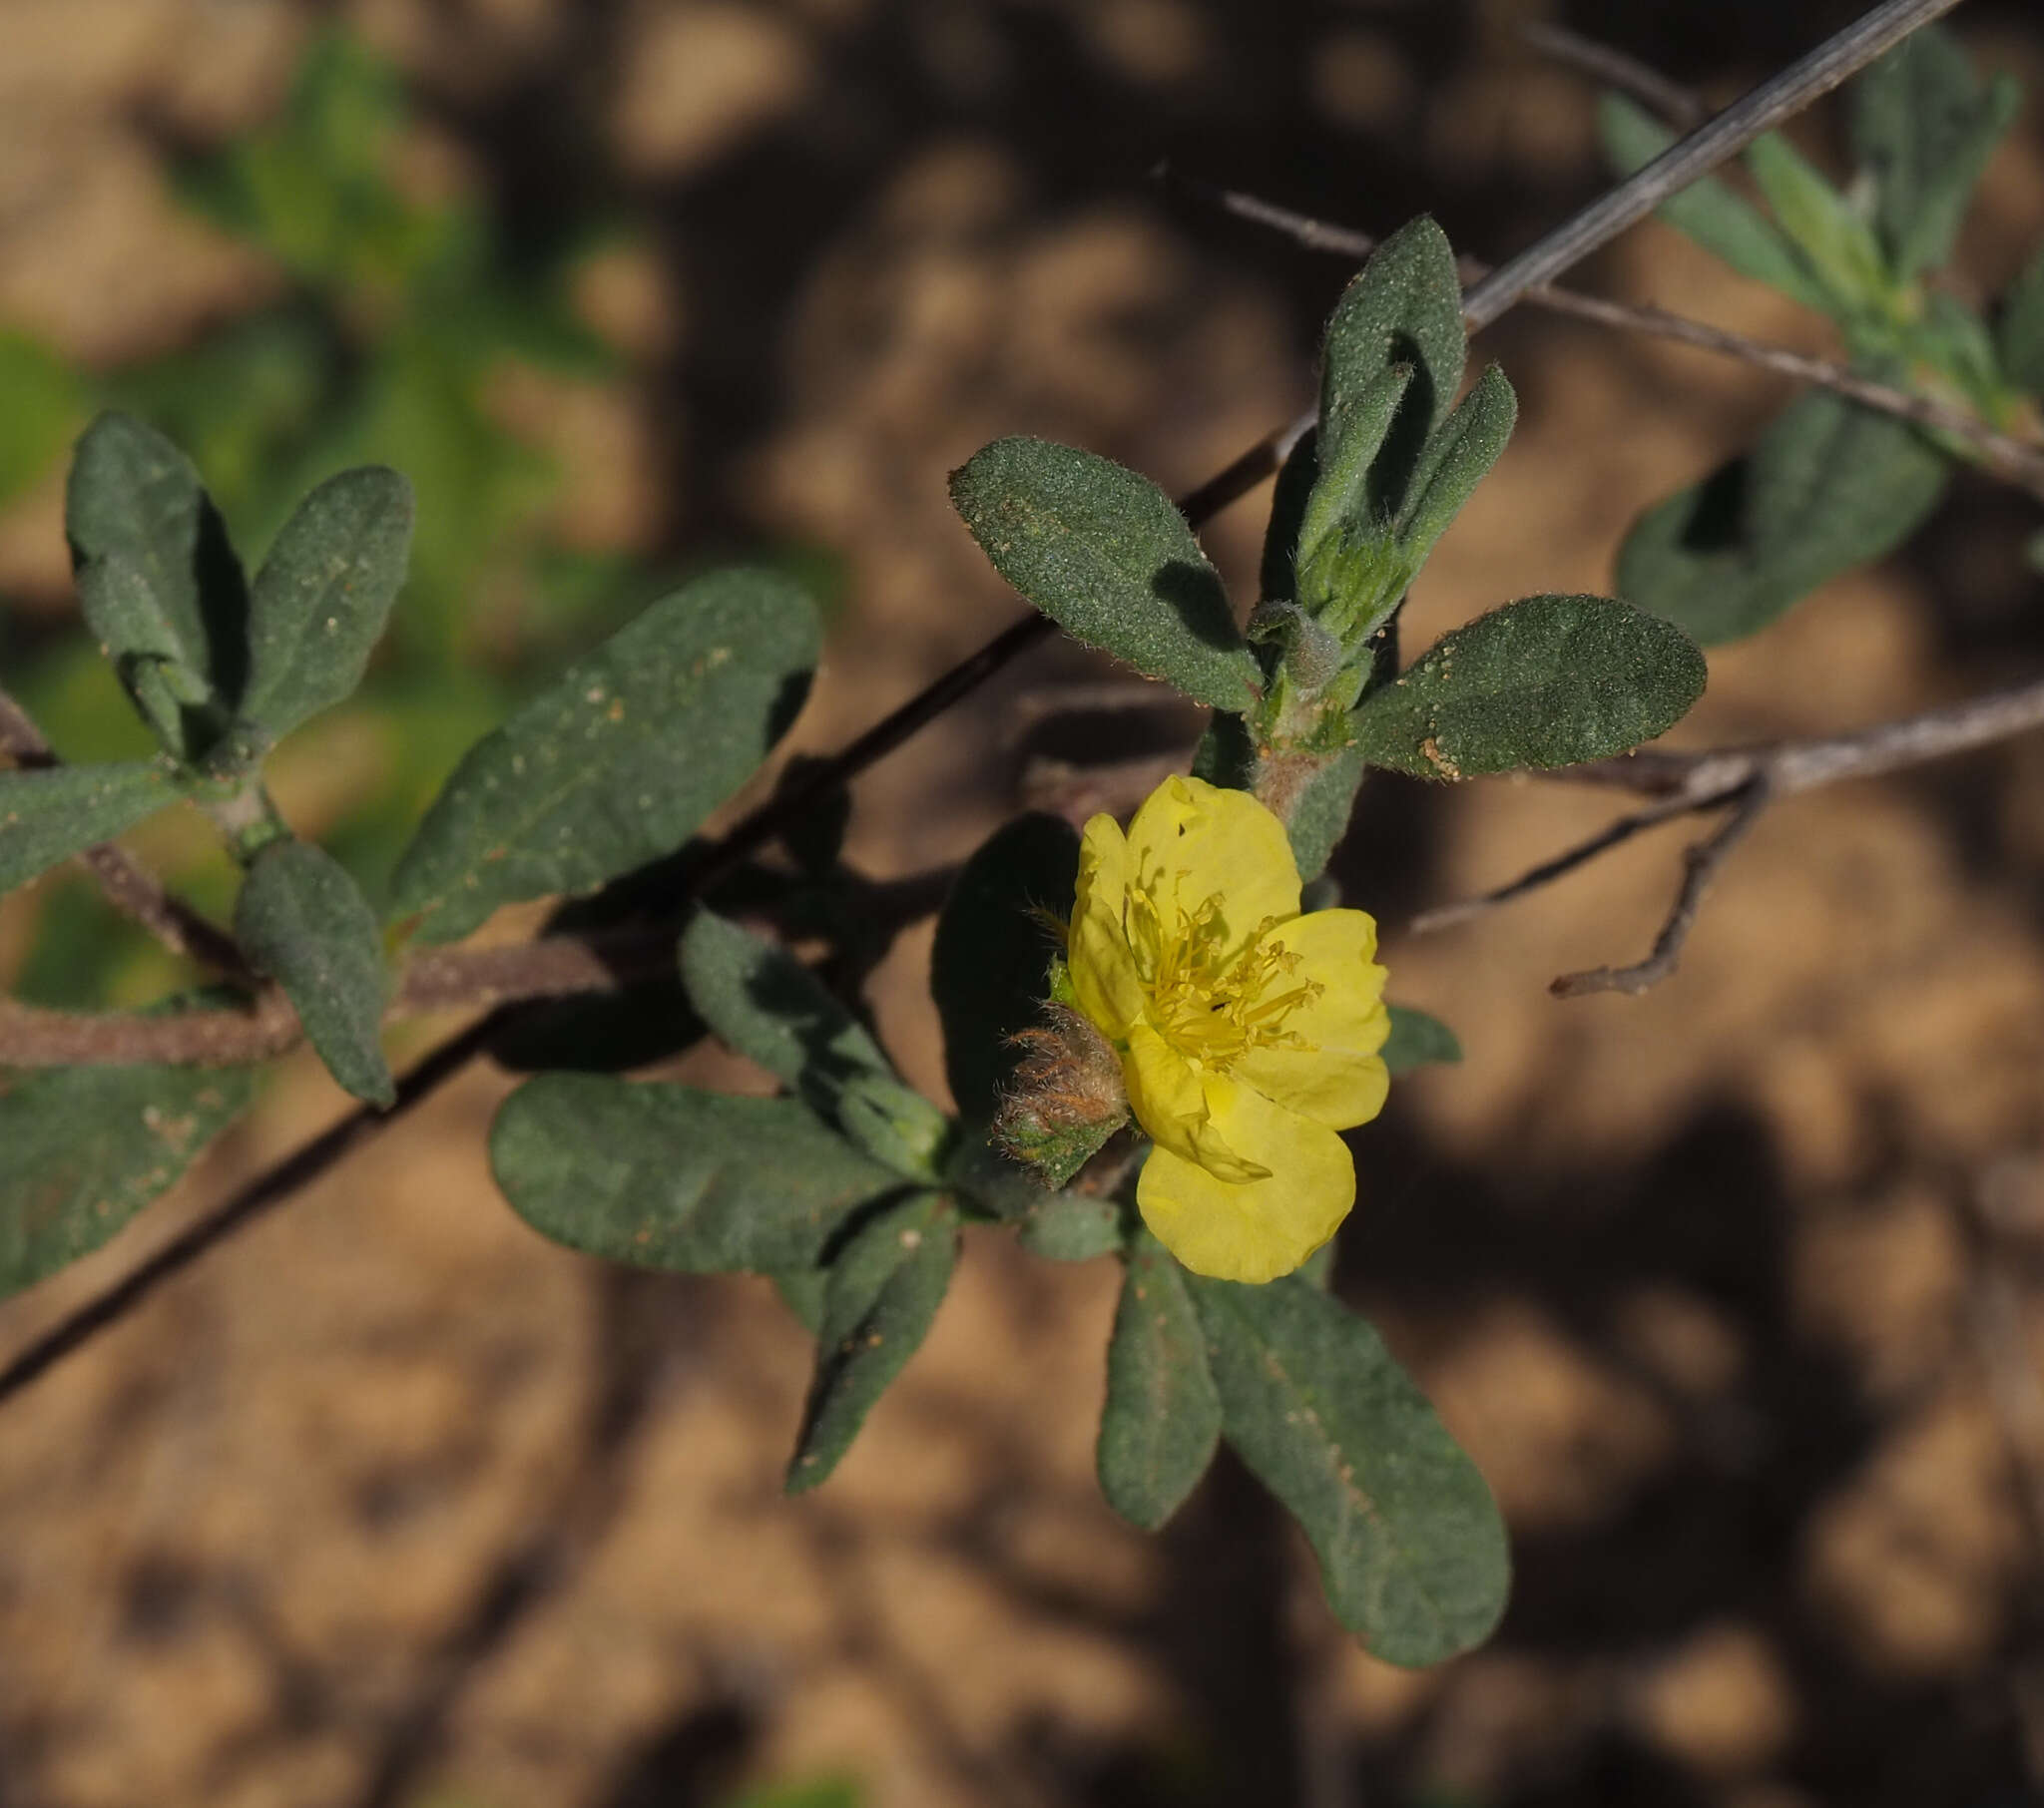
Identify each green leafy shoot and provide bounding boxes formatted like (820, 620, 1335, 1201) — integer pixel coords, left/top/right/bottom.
(0, 762, 175, 897)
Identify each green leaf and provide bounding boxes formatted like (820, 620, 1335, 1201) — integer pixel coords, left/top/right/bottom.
(1744, 134, 1890, 310)
(1850, 24, 2020, 281)
(65, 412, 248, 761)
(1258, 429, 1320, 609)
(490, 1074, 902, 1273)
(234, 839, 393, 1106)
(241, 466, 414, 745)
(1316, 216, 1468, 525)
(1616, 388, 1949, 645)
(0, 1060, 256, 1296)
(391, 569, 819, 942)
(1394, 363, 1516, 566)
(1190, 1274, 1509, 1666)
(785, 1190, 957, 1494)
(1598, 98, 1831, 312)
(948, 437, 1260, 711)
(0, 762, 175, 895)
(1383, 1004, 1461, 1076)
(1015, 1186, 1124, 1261)
(1098, 1231, 1222, 1530)
(679, 910, 949, 1179)
(930, 814, 1080, 1128)
(0, 332, 83, 509)
(772, 1266, 832, 1336)
(1348, 594, 1706, 778)
(1997, 241, 2044, 399)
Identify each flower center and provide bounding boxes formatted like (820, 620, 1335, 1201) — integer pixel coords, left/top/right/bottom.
(1126, 873, 1319, 1070)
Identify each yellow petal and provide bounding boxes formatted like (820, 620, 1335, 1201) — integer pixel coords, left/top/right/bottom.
(1232, 908, 1392, 1129)
(1127, 775, 1299, 959)
(1123, 1021, 1268, 1182)
(1068, 812, 1144, 1037)
(1136, 1082, 1355, 1282)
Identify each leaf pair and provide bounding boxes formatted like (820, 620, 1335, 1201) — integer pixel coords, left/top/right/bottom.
(1098, 1236, 1508, 1667)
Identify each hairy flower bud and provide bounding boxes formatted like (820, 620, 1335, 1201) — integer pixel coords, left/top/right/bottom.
(994, 1002, 1130, 1188)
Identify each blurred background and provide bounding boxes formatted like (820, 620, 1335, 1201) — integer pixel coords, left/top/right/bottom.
(3, 0, 2044, 1803)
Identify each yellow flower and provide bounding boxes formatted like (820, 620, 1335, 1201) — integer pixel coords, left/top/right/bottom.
(1066, 774, 1389, 1283)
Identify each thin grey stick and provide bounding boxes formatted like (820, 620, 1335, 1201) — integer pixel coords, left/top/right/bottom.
(1462, 0, 1966, 331)
(1189, 180, 2044, 502)
(1549, 779, 1772, 998)
(1519, 21, 1708, 129)
(1412, 675, 2044, 996)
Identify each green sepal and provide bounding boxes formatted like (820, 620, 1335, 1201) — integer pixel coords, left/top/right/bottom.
(1851, 23, 2020, 281)
(998, 1105, 1126, 1190)
(784, 1190, 958, 1495)
(1999, 241, 2044, 399)
(1190, 1273, 1510, 1666)
(233, 838, 394, 1107)
(948, 437, 1260, 711)
(1616, 387, 1949, 645)
(0, 761, 175, 895)
(1348, 594, 1706, 778)
(1598, 99, 1830, 312)
(0, 1056, 257, 1297)
(240, 465, 414, 748)
(1097, 1231, 1223, 1530)
(1743, 134, 1891, 312)
(391, 569, 818, 942)
(678, 909, 948, 1180)
(489, 1074, 904, 1274)
(1383, 1004, 1461, 1076)
(930, 813, 1080, 1128)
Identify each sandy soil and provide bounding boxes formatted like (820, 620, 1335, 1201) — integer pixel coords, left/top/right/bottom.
(4, 2, 2044, 1805)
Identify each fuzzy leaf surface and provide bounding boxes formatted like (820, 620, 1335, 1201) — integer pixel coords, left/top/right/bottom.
(0, 1061, 256, 1296)
(1191, 1274, 1509, 1666)
(1383, 1005, 1461, 1076)
(391, 569, 817, 942)
(1098, 1231, 1222, 1530)
(64, 412, 247, 760)
(241, 466, 414, 743)
(785, 1191, 957, 1494)
(1743, 134, 1888, 309)
(235, 839, 393, 1106)
(949, 437, 1259, 711)
(0, 762, 173, 895)
(679, 909, 947, 1178)
(1616, 388, 1948, 645)
(1348, 594, 1705, 778)
(490, 1074, 901, 1274)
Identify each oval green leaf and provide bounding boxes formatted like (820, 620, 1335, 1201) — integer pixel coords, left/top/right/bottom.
(0, 1060, 256, 1297)
(1348, 594, 1706, 778)
(1098, 1230, 1222, 1531)
(784, 1190, 958, 1495)
(490, 1073, 901, 1274)
(1190, 1273, 1509, 1666)
(390, 569, 819, 942)
(1616, 388, 1949, 646)
(65, 412, 247, 761)
(241, 466, 414, 745)
(948, 437, 1259, 711)
(679, 909, 948, 1179)
(234, 838, 394, 1107)
(1383, 1004, 1461, 1076)
(0, 761, 175, 896)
